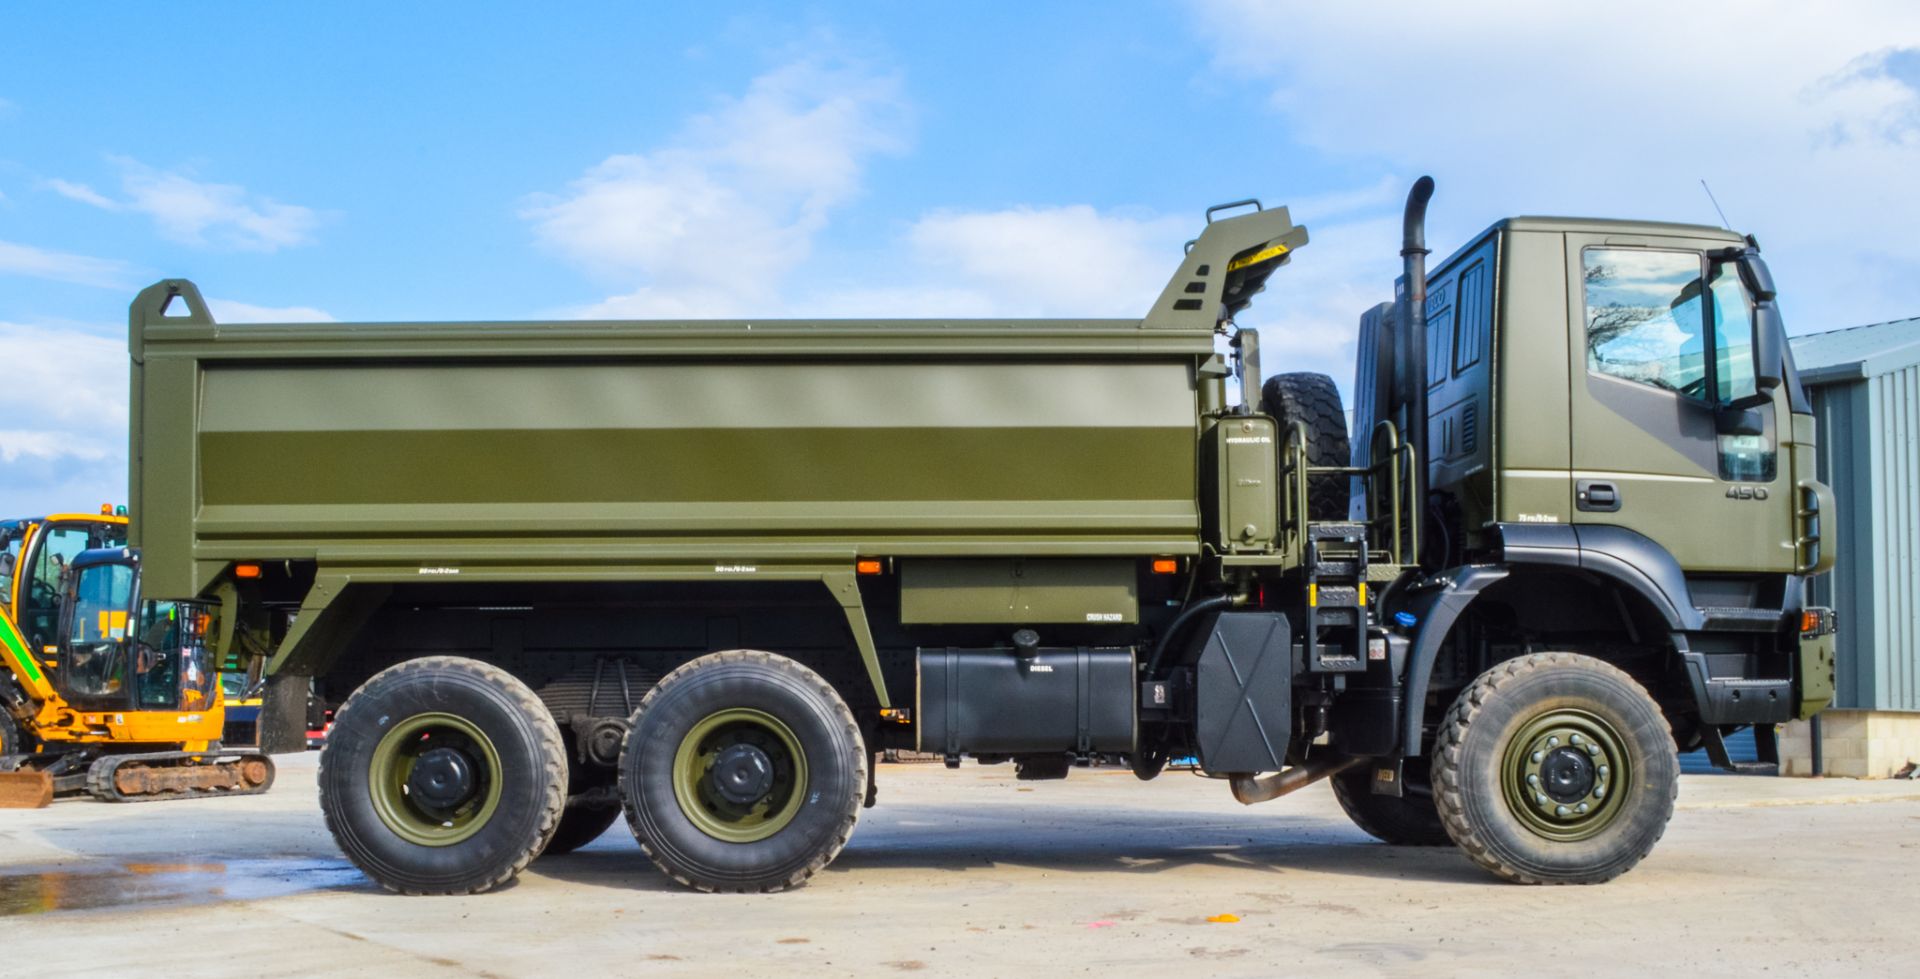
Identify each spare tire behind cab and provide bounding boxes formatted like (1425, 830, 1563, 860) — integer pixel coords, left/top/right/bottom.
(1260, 371, 1351, 522)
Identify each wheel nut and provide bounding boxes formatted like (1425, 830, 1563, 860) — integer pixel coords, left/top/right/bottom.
(1586, 744, 1600, 756)
(1531, 751, 1544, 763)
(1598, 765, 1609, 778)
(1547, 736, 1560, 747)
(1555, 805, 1570, 816)
(1570, 734, 1584, 745)
(1594, 786, 1606, 799)
(1536, 793, 1550, 806)
(1527, 774, 1540, 787)
(1576, 803, 1589, 814)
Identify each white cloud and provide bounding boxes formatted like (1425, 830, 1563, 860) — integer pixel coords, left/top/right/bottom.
(0, 322, 127, 513)
(46, 178, 119, 210)
(0, 239, 138, 289)
(525, 57, 909, 317)
(1192, 2, 1920, 331)
(205, 299, 336, 323)
(898, 206, 1189, 318)
(52, 158, 323, 252)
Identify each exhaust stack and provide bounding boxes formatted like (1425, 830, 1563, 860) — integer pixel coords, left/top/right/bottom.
(1399, 176, 1435, 569)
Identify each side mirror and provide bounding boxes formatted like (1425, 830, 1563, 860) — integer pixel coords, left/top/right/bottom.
(1737, 253, 1777, 302)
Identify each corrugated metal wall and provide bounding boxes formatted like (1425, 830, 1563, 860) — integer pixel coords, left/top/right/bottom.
(1868, 363, 1919, 710)
(1813, 364, 1920, 712)
(1811, 380, 1873, 708)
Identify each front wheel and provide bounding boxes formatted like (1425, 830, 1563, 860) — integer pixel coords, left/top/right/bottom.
(1431, 652, 1679, 884)
(319, 657, 567, 895)
(620, 650, 866, 893)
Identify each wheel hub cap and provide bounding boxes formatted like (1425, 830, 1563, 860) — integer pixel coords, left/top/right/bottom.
(711, 743, 775, 805)
(1502, 709, 1629, 842)
(671, 708, 809, 844)
(408, 746, 477, 811)
(367, 712, 505, 848)
(1540, 747, 1594, 803)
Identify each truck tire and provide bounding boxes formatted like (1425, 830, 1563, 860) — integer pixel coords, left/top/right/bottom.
(1329, 761, 1452, 846)
(541, 795, 622, 856)
(1260, 372, 1351, 521)
(319, 656, 567, 895)
(619, 650, 866, 893)
(1431, 653, 1679, 884)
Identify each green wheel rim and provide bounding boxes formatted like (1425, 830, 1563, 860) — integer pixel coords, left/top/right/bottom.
(1499, 707, 1630, 842)
(368, 712, 504, 847)
(671, 708, 808, 844)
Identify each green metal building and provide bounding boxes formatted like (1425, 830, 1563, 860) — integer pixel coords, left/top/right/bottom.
(1784, 318, 1920, 776)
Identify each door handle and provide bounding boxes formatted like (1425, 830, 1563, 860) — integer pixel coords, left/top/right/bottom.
(1577, 480, 1621, 513)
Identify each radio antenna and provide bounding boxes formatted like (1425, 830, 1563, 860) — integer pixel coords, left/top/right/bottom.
(1699, 179, 1733, 230)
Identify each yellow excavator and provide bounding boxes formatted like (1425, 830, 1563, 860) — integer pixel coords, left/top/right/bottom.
(1, 510, 273, 807)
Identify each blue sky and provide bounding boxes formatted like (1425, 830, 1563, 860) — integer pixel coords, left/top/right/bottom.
(4, 2, 1919, 513)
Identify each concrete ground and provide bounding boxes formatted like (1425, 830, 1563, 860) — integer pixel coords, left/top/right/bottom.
(2, 754, 1917, 978)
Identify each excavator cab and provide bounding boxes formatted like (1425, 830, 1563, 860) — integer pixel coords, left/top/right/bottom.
(58, 548, 218, 714)
(3, 512, 130, 665)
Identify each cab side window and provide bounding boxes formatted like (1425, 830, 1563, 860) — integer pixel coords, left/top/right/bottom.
(0, 533, 19, 604)
(22, 526, 89, 653)
(1583, 249, 1709, 398)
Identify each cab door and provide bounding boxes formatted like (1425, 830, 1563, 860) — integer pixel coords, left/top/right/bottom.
(1565, 234, 1793, 573)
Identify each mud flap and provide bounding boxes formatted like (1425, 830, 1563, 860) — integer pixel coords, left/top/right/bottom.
(258, 671, 312, 755)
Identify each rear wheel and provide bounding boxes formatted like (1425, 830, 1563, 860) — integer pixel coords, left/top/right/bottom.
(1330, 761, 1451, 846)
(620, 650, 866, 893)
(1432, 653, 1679, 884)
(1260, 371, 1351, 520)
(319, 656, 566, 895)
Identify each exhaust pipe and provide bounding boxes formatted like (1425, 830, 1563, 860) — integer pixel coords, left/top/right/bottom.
(1228, 754, 1364, 806)
(1400, 176, 1435, 569)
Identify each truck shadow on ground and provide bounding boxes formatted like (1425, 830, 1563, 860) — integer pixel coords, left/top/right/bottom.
(534, 799, 1493, 891)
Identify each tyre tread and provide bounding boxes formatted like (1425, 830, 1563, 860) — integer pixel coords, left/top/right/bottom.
(617, 649, 866, 894)
(319, 655, 567, 896)
(1430, 652, 1678, 885)
(1260, 372, 1351, 520)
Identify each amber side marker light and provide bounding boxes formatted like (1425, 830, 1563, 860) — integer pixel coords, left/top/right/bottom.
(1151, 558, 1179, 575)
(233, 564, 263, 579)
(856, 559, 884, 576)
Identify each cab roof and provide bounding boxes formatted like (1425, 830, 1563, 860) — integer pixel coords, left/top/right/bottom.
(1495, 215, 1747, 242)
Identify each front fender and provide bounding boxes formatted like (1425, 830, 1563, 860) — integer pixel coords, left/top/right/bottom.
(1392, 565, 1509, 757)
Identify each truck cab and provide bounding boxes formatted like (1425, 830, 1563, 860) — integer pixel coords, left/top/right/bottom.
(1342, 210, 1834, 771)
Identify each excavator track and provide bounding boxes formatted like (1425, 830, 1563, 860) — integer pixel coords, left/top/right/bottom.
(84, 749, 276, 803)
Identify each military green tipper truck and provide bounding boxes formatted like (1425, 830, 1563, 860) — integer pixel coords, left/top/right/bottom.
(124, 178, 1836, 895)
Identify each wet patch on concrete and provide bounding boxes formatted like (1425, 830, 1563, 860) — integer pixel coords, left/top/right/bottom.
(0, 858, 368, 916)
